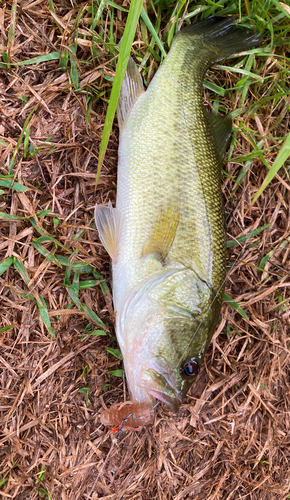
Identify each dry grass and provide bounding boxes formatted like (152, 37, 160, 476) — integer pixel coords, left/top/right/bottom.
(0, 1, 290, 499)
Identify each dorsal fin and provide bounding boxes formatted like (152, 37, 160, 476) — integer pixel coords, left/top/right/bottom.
(117, 57, 144, 131)
(205, 110, 232, 166)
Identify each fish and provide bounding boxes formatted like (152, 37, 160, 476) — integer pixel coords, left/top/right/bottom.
(95, 16, 262, 412)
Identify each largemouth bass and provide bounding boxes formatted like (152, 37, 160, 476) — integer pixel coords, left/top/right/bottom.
(95, 16, 262, 411)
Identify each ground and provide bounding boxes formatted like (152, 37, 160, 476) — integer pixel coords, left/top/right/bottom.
(0, 1, 290, 499)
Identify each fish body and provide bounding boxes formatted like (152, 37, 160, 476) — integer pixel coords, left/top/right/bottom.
(95, 17, 262, 411)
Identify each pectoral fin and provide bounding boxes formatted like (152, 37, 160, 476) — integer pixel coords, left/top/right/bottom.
(142, 207, 179, 264)
(205, 110, 232, 166)
(94, 202, 123, 264)
(117, 57, 144, 131)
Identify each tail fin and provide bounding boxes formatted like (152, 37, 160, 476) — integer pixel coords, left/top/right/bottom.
(177, 16, 262, 63)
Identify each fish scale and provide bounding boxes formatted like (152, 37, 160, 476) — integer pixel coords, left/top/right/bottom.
(95, 16, 262, 410)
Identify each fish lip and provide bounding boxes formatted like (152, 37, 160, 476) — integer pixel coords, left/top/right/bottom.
(145, 388, 181, 412)
(139, 367, 182, 412)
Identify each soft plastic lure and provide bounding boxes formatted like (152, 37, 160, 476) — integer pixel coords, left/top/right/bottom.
(100, 401, 154, 431)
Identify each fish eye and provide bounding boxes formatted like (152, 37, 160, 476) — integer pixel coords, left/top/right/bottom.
(181, 359, 199, 379)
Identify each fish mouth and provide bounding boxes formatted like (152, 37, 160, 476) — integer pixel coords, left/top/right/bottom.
(146, 388, 181, 412)
(139, 368, 182, 413)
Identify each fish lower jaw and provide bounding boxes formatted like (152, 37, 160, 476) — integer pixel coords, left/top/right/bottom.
(129, 385, 181, 413)
(128, 385, 156, 407)
(145, 388, 181, 413)
(125, 364, 182, 412)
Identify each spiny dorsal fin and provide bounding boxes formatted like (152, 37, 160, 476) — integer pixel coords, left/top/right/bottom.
(205, 110, 232, 166)
(142, 206, 179, 264)
(117, 57, 144, 131)
(94, 202, 123, 264)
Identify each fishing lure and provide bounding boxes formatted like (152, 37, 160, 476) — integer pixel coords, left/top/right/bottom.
(100, 401, 154, 431)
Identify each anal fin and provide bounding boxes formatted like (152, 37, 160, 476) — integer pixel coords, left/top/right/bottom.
(95, 202, 123, 264)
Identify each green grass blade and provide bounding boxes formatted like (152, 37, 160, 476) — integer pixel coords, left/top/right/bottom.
(216, 65, 264, 81)
(108, 369, 123, 377)
(80, 304, 107, 329)
(56, 255, 69, 267)
(96, 0, 143, 186)
(0, 212, 26, 220)
(1, 51, 9, 68)
(224, 293, 249, 320)
(72, 228, 86, 244)
(72, 272, 80, 293)
(92, 270, 109, 295)
(0, 179, 26, 192)
(9, 107, 36, 174)
(259, 248, 275, 270)
(64, 266, 71, 287)
(67, 287, 81, 307)
(7, 1, 17, 67)
(107, 348, 122, 359)
(71, 263, 94, 274)
(28, 218, 45, 235)
(66, 274, 106, 328)
(203, 79, 226, 97)
(79, 279, 99, 289)
(34, 234, 69, 251)
(9, 52, 60, 67)
(0, 325, 14, 333)
(0, 138, 9, 147)
(13, 257, 30, 286)
(33, 241, 62, 267)
(37, 209, 52, 217)
(48, 0, 55, 13)
(259, 239, 289, 270)
(36, 295, 55, 338)
(226, 223, 272, 248)
(272, 0, 290, 20)
(91, 0, 106, 31)
(60, 50, 69, 71)
(107, 0, 128, 11)
(250, 131, 290, 208)
(23, 122, 30, 158)
(167, 0, 186, 47)
(69, 46, 79, 90)
(0, 257, 13, 276)
(79, 387, 90, 406)
(0, 473, 7, 487)
(19, 291, 35, 300)
(140, 7, 166, 58)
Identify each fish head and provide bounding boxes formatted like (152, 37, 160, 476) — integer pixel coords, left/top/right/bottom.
(117, 265, 220, 412)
